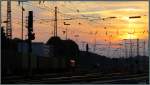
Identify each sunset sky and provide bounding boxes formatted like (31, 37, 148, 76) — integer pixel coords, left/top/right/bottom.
(1, 1, 149, 57)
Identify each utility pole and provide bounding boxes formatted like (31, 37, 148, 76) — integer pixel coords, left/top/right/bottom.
(119, 43, 123, 57)
(27, 11, 35, 77)
(93, 31, 97, 52)
(54, 6, 57, 37)
(149, 26, 150, 57)
(20, 1, 25, 57)
(107, 35, 112, 57)
(136, 38, 139, 56)
(86, 43, 89, 52)
(64, 22, 70, 40)
(6, 0, 12, 39)
(0, 0, 1, 28)
(130, 39, 133, 57)
(124, 39, 128, 58)
(21, 2, 24, 42)
(143, 41, 146, 56)
(0, 0, 1, 79)
(149, 17, 150, 57)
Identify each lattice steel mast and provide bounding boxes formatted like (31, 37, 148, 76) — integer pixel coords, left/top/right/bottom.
(6, 0, 12, 39)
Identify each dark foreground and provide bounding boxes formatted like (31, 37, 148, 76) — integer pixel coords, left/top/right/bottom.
(2, 72, 149, 84)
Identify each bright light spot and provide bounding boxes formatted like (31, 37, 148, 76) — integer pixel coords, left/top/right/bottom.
(121, 33, 138, 39)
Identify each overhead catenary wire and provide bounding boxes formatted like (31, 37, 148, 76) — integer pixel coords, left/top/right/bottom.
(2, 1, 148, 57)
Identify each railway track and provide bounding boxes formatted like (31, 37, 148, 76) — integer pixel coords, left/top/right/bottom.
(91, 76, 148, 84)
(2, 72, 149, 84)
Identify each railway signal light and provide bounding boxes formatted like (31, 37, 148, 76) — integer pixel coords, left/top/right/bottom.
(28, 11, 33, 32)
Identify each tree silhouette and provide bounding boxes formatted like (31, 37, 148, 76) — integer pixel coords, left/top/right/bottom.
(46, 36, 79, 67)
